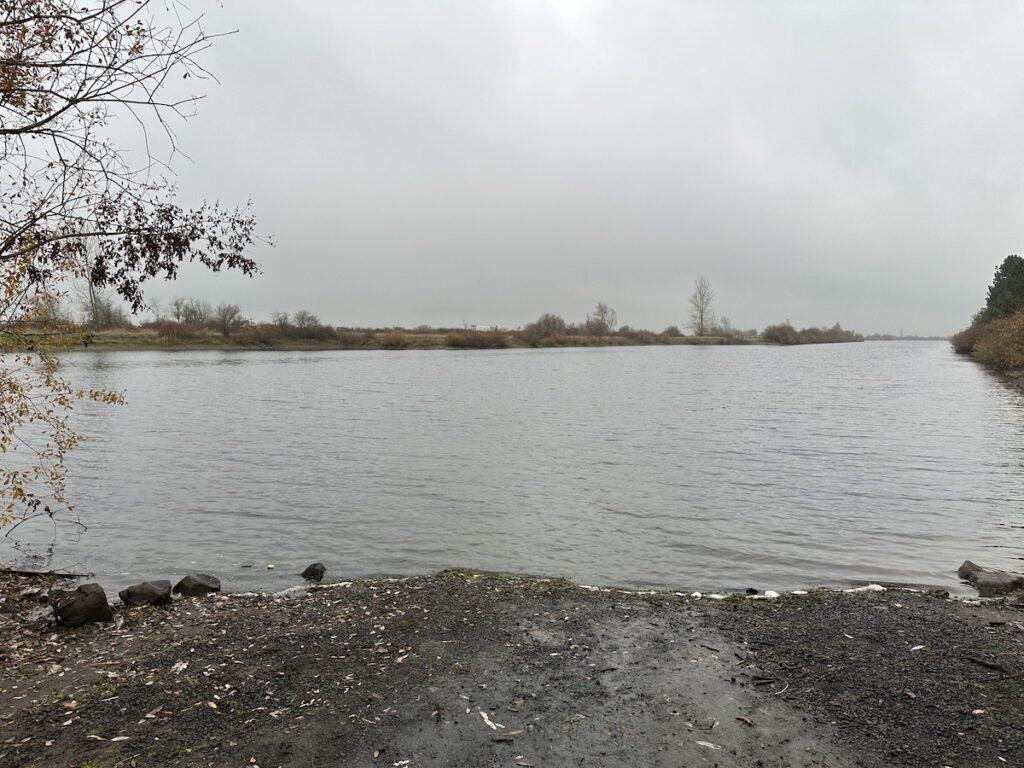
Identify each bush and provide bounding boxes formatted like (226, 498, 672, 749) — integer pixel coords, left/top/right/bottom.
(762, 322, 862, 345)
(762, 323, 801, 345)
(619, 328, 656, 344)
(968, 312, 1024, 369)
(446, 330, 509, 349)
(146, 320, 198, 343)
(662, 325, 682, 337)
(521, 314, 567, 346)
(380, 330, 409, 349)
(951, 317, 984, 355)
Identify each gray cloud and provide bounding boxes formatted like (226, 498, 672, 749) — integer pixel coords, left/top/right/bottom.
(150, 1, 1024, 334)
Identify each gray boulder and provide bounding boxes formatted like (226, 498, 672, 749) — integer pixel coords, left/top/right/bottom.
(957, 560, 1024, 597)
(301, 562, 326, 583)
(971, 571, 1024, 597)
(119, 580, 172, 607)
(172, 573, 221, 597)
(958, 560, 983, 580)
(51, 583, 113, 628)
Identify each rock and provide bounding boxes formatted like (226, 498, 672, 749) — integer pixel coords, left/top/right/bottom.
(958, 560, 984, 580)
(956, 560, 1024, 597)
(301, 562, 326, 583)
(744, 587, 758, 595)
(119, 580, 172, 607)
(970, 571, 1024, 597)
(51, 583, 113, 628)
(172, 573, 221, 597)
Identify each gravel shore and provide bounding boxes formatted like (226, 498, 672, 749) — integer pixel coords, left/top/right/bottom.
(2, 569, 1022, 767)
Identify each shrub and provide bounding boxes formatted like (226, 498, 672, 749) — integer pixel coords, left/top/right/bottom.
(147, 320, 198, 343)
(446, 330, 509, 349)
(234, 322, 283, 346)
(662, 325, 682, 337)
(762, 323, 801, 345)
(380, 330, 409, 349)
(619, 328, 656, 344)
(762, 322, 862, 345)
(970, 312, 1024, 369)
(951, 317, 984, 355)
(521, 314, 567, 346)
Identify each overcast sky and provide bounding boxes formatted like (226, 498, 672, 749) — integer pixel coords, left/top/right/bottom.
(147, 1, 1024, 334)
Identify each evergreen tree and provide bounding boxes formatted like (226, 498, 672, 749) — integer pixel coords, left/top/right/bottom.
(984, 255, 1024, 319)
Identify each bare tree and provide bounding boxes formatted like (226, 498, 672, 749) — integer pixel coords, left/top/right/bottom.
(270, 311, 291, 328)
(170, 297, 188, 323)
(213, 303, 243, 338)
(292, 310, 320, 330)
(148, 298, 165, 322)
(0, 1, 261, 528)
(82, 239, 102, 330)
(76, 239, 129, 328)
(180, 298, 211, 325)
(688, 277, 716, 336)
(587, 302, 618, 337)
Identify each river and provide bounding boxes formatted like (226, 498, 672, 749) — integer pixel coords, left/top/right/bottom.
(6, 341, 1023, 594)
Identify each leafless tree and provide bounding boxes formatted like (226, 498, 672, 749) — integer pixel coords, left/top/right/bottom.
(587, 302, 617, 336)
(292, 310, 320, 330)
(76, 238, 128, 328)
(688, 277, 716, 336)
(179, 298, 211, 325)
(213, 303, 242, 337)
(147, 298, 165, 322)
(270, 311, 290, 328)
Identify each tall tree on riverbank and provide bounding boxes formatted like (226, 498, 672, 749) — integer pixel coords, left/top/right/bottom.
(983, 255, 1024, 320)
(586, 302, 617, 337)
(0, 1, 261, 529)
(689, 276, 716, 336)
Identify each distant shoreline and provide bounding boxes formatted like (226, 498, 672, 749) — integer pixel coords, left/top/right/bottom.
(49, 329, 915, 353)
(70, 329, 760, 352)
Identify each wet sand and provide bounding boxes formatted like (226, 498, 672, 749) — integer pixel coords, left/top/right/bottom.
(1, 570, 1021, 767)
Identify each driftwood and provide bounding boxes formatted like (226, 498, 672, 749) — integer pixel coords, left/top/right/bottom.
(0, 567, 91, 579)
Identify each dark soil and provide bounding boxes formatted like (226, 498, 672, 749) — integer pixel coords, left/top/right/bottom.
(707, 588, 1024, 767)
(1, 570, 1022, 768)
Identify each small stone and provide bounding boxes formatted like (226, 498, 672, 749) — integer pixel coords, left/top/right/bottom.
(119, 580, 172, 607)
(301, 562, 326, 583)
(51, 583, 113, 628)
(172, 574, 221, 597)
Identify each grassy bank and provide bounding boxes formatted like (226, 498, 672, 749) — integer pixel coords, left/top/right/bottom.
(1, 569, 1020, 767)
(76, 327, 759, 352)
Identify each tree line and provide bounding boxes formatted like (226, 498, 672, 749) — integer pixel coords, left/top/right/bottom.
(28, 273, 869, 349)
(30, 284, 868, 350)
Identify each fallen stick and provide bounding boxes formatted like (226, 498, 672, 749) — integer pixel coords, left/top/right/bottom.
(0, 567, 91, 579)
(966, 656, 1007, 673)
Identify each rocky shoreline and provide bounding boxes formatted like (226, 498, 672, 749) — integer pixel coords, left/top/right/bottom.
(2, 568, 1023, 767)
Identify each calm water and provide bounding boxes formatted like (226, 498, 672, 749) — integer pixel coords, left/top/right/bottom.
(6, 342, 1024, 594)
